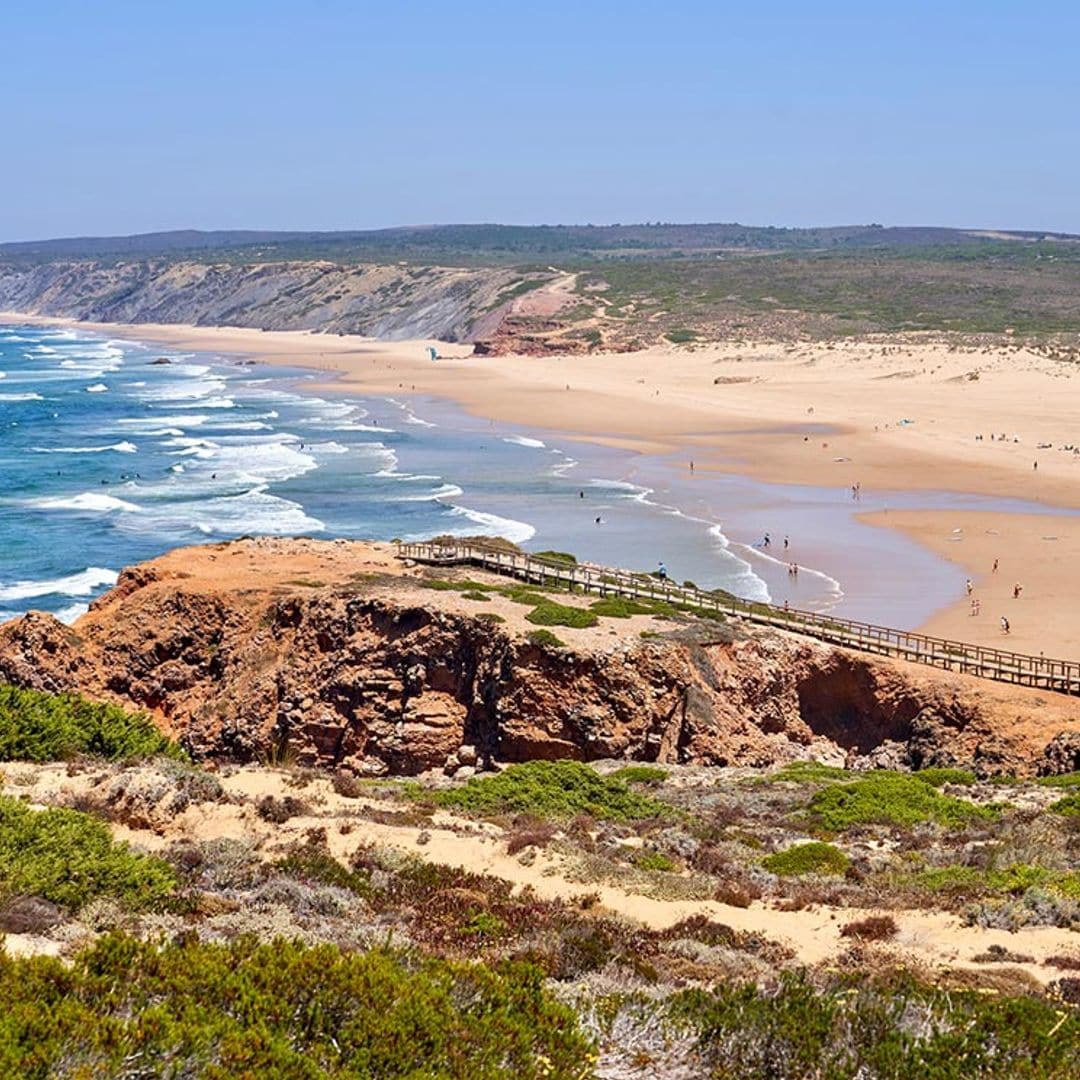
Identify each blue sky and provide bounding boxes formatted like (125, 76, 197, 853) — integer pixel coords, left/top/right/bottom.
(3, 1, 1077, 239)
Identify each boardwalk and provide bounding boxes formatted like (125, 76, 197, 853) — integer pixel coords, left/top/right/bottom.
(396, 540, 1080, 697)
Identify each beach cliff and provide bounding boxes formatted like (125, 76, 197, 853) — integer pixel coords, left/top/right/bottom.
(0, 538, 1075, 777)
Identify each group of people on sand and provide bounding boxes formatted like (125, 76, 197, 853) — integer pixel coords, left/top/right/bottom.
(965, 559, 1021, 634)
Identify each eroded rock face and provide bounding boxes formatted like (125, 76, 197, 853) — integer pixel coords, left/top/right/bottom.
(0, 555, 1076, 776)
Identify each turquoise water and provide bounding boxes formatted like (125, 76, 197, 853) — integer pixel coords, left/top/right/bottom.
(2, 324, 1063, 629)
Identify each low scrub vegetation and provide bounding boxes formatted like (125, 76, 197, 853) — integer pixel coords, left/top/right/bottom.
(0, 794, 175, 911)
(589, 597, 660, 618)
(1037, 772, 1080, 789)
(426, 760, 669, 822)
(807, 771, 996, 830)
(1050, 793, 1080, 817)
(532, 550, 577, 566)
(669, 970, 1079, 1079)
(526, 628, 566, 648)
(0, 683, 180, 762)
(525, 601, 598, 629)
(762, 841, 850, 877)
(915, 767, 977, 787)
(0, 935, 591, 1078)
(610, 764, 668, 785)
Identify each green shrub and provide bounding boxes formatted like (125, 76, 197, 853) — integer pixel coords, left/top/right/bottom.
(1037, 772, 1080, 789)
(633, 849, 679, 872)
(610, 765, 668, 786)
(0, 935, 592, 1078)
(503, 589, 548, 606)
(1050, 793, 1080, 817)
(526, 601, 598, 629)
(428, 760, 669, 821)
(916, 767, 977, 787)
(526, 629, 566, 648)
(808, 772, 996, 830)
(916, 864, 1080, 901)
(670, 970, 1079, 1079)
(762, 841, 850, 877)
(665, 328, 699, 344)
(0, 683, 181, 762)
(770, 760, 849, 784)
(589, 597, 658, 618)
(0, 795, 175, 911)
(459, 590, 490, 601)
(476, 612, 506, 624)
(915, 865, 986, 893)
(532, 550, 577, 566)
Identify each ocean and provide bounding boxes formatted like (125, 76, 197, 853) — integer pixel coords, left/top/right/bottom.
(0, 323, 1052, 629)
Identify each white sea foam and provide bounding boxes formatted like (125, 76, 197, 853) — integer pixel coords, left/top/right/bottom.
(0, 392, 44, 401)
(441, 505, 536, 545)
(136, 378, 229, 402)
(734, 537, 844, 611)
(32, 441, 138, 454)
(56, 602, 90, 624)
(117, 487, 324, 538)
(161, 435, 318, 485)
(116, 415, 211, 429)
(502, 435, 546, 449)
(358, 442, 400, 474)
(404, 413, 436, 427)
(30, 492, 141, 513)
(393, 482, 465, 502)
(85, 384, 109, 393)
(332, 422, 397, 433)
(0, 566, 118, 603)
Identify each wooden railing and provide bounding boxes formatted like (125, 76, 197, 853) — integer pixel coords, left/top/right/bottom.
(396, 539, 1080, 697)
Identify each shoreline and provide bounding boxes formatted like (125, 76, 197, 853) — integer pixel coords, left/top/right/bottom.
(6, 312, 1080, 655)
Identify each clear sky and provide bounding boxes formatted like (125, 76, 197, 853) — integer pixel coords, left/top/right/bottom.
(3, 1, 1077, 240)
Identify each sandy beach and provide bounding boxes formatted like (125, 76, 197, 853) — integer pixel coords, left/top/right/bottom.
(5, 313, 1080, 656)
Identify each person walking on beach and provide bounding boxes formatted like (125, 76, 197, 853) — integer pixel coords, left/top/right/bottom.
(763, 532, 771, 549)
(992, 558, 999, 573)
(1013, 583, 1022, 599)
(965, 578, 973, 596)
(1000, 615, 1010, 634)
(784, 535, 789, 550)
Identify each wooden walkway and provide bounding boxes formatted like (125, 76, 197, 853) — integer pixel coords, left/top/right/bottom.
(396, 540, 1080, 697)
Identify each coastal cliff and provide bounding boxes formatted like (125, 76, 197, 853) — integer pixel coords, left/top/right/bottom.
(0, 538, 1075, 776)
(0, 260, 554, 345)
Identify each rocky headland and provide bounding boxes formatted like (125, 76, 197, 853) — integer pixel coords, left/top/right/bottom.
(1, 538, 1076, 778)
